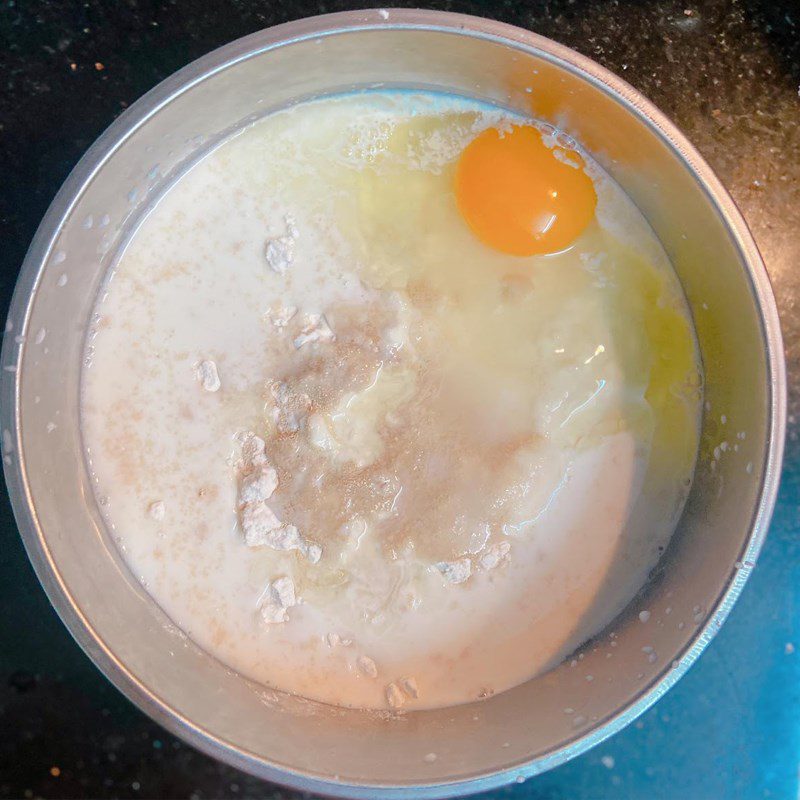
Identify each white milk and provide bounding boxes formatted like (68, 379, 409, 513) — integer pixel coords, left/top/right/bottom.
(81, 92, 702, 710)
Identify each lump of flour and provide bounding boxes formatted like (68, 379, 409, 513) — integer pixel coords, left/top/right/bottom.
(269, 381, 311, 435)
(240, 467, 278, 505)
(195, 359, 221, 392)
(479, 541, 511, 571)
(293, 313, 335, 349)
(385, 682, 404, 709)
(243, 515, 322, 563)
(265, 215, 299, 275)
(357, 655, 378, 678)
(435, 557, 472, 584)
(384, 676, 419, 709)
(265, 304, 297, 328)
(237, 432, 322, 563)
(258, 576, 297, 624)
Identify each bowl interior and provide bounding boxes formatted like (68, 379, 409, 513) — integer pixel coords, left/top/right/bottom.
(2, 12, 780, 797)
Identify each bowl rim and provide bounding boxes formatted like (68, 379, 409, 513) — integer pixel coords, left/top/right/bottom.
(0, 8, 786, 798)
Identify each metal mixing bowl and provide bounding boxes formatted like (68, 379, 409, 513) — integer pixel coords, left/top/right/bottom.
(0, 9, 785, 798)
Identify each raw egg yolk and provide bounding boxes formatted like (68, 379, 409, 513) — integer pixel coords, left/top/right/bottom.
(455, 125, 597, 256)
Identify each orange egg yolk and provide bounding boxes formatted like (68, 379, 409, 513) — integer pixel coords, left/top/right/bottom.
(455, 125, 597, 256)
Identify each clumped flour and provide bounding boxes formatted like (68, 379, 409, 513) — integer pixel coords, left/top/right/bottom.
(81, 92, 702, 710)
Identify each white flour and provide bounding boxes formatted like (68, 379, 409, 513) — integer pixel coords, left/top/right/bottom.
(195, 360, 220, 392)
(258, 576, 297, 624)
(265, 215, 299, 274)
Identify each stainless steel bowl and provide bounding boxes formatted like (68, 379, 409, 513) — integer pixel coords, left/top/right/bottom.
(0, 9, 785, 798)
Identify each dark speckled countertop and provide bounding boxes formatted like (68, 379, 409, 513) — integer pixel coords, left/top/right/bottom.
(1, 2, 798, 798)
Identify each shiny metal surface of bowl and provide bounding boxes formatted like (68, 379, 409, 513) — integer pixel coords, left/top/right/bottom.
(0, 9, 785, 798)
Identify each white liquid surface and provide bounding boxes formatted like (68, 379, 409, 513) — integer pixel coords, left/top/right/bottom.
(82, 92, 702, 711)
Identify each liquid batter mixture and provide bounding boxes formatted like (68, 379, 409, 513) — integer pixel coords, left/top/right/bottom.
(82, 92, 702, 710)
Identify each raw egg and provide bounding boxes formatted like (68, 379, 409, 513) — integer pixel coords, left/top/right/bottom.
(455, 124, 597, 256)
